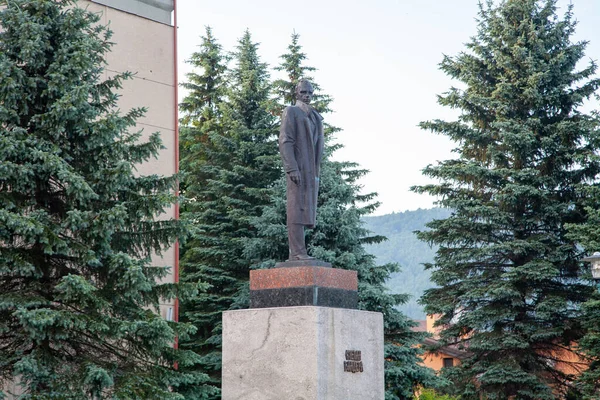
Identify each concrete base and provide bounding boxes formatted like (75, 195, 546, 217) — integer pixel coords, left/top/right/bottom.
(222, 306, 384, 400)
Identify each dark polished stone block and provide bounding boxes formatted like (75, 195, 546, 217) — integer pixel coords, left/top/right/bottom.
(250, 287, 358, 309)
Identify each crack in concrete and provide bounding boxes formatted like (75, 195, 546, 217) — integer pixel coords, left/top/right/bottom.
(251, 310, 273, 357)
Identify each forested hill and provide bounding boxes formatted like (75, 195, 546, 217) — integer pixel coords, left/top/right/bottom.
(363, 208, 452, 319)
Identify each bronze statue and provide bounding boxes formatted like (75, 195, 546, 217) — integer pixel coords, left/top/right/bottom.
(279, 80, 324, 261)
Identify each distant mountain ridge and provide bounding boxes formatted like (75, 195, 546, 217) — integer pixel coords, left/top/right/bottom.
(363, 208, 452, 319)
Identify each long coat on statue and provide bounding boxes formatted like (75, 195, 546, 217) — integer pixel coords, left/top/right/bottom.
(279, 103, 325, 228)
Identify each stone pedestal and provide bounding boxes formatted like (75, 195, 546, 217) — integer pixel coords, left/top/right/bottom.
(222, 306, 384, 400)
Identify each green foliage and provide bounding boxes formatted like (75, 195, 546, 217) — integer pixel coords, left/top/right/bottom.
(364, 208, 451, 319)
(566, 186, 600, 399)
(574, 296, 600, 399)
(179, 27, 227, 132)
(178, 28, 279, 398)
(412, 0, 600, 399)
(0, 0, 207, 398)
(416, 388, 460, 400)
(176, 29, 229, 398)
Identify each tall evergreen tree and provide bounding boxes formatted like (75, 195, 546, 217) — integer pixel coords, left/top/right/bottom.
(413, 1, 600, 398)
(0, 0, 206, 398)
(246, 33, 439, 400)
(176, 26, 228, 399)
(178, 30, 279, 398)
(179, 26, 227, 142)
(566, 186, 600, 399)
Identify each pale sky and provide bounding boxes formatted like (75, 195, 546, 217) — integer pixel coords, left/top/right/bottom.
(176, 0, 600, 215)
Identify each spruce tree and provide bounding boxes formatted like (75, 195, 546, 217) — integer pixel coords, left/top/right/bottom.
(413, 1, 600, 398)
(566, 187, 600, 399)
(176, 26, 228, 399)
(246, 33, 439, 400)
(179, 27, 227, 145)
(0, 0, 206, 398)
(178, 30, 279, 398)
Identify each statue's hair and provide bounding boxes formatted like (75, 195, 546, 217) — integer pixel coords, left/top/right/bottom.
(295, 79, 312, 92)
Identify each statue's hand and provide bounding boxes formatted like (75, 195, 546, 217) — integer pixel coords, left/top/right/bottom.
(289, 171, 301, 185)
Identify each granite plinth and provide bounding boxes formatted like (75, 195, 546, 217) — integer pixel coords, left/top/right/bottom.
(249, 266, 358, 309)
(222, 306, 385, 400)
(250, 266, 357, 291)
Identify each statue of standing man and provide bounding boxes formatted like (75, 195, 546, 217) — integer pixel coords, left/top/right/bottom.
(279, 80, 324, 261)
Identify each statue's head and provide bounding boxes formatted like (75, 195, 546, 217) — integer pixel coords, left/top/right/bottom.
(295, 80, 314, 105)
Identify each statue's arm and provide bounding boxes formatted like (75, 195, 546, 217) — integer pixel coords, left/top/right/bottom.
(279, 108, 299, 174)
(315, 114, 325, 178)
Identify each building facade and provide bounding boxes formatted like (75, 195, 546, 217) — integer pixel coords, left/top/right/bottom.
(413, 316, 467, 373)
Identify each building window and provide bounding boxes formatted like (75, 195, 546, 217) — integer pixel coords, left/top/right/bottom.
(443, 357, 454, 368)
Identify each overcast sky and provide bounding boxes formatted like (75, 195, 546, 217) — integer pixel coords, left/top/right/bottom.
(176, 0, 600, 215)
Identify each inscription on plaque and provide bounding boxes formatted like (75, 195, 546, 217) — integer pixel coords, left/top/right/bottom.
(344, 350, 363, 373)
